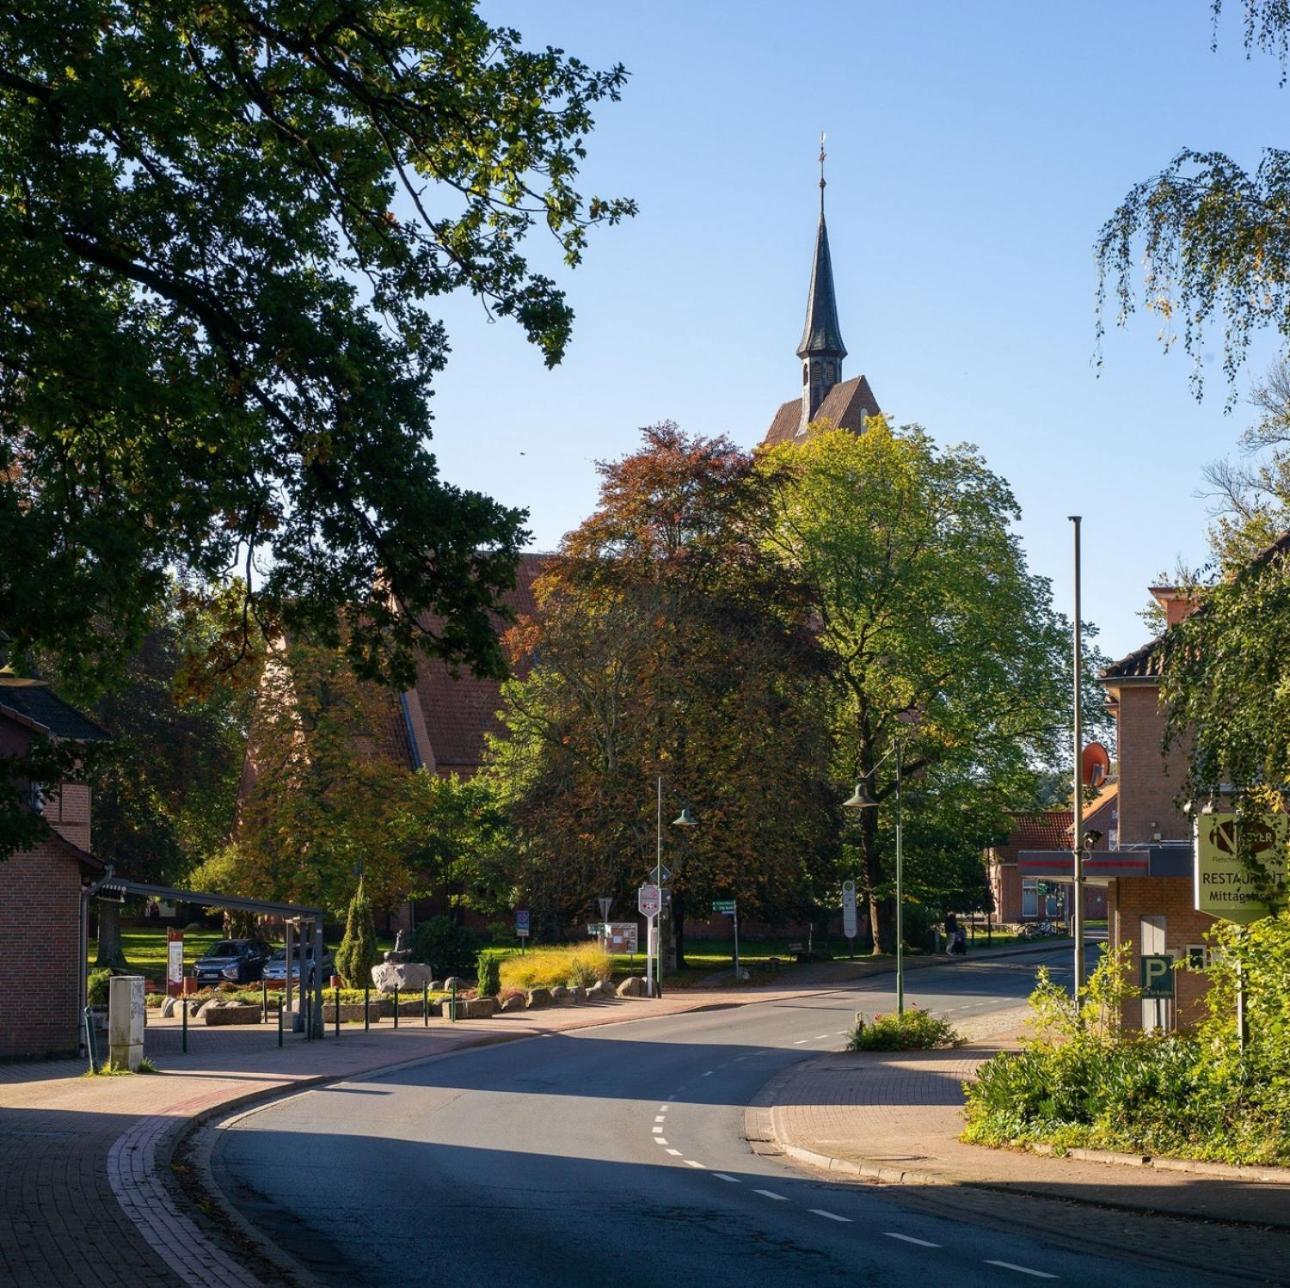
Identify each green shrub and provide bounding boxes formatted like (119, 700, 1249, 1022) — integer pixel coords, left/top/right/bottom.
(475, 948, 510, 997)
(87, 968, 115, 1006)
(409, 916, 481, 977)
(846, 1005, 961, 1051)
(499, 945, 612, 992)
(335, 879, 380, 988)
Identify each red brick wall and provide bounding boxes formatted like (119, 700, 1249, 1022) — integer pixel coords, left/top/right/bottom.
(0, 840, 84, 1058)
(1115, 684, 1190, 844)
(1108, 876, 1214, 1031)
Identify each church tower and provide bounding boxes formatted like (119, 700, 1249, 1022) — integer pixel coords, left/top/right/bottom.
(761, 139, 881, 447)
(798, 136, 847, 430)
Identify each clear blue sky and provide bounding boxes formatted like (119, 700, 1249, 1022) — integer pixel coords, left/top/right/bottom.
(425, 1, 1288, 662)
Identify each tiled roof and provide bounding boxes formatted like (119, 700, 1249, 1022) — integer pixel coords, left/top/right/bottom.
(1003, 810, 1074, 852)
(408, 554, 546, 773)
(1102, 638, 1163, 680)
(0, 677, 110, 741)
(762, 375, 882, 446)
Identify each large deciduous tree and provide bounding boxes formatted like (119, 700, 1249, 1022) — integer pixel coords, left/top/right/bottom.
(761, 421, 1073, 951)
(488, 425, 835, 959)
(1097, 1, 1290, 397)
(0, 2, 632, 852)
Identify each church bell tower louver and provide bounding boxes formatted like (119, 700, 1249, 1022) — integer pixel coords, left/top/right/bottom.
(797, 133, 847, 431)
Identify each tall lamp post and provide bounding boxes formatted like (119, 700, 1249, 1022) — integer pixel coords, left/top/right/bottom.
(651, 775, 697, 998)
(843, 738, 906, 1015)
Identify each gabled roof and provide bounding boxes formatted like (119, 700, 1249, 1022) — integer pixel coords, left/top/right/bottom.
(1102, 638, 1163, 681)
(1003, 810, 1074, 852)
(0, 677, 109, 741)
(762, 375, 882, 447)
(797, 211, 847, 359)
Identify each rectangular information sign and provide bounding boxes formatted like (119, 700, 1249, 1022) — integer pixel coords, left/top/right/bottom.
(1140, 953, 1175, 999)
(515, 908, 530, 938)
(605, 922, 638, 954)
(841, 880, 857, 940)
(1194, 812, 1287, 924)
(166, 930, 184, 991)
(712, 899, 736, 915)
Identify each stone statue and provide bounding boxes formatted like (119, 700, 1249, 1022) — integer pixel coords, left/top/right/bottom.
(372, 926, 433, 992)
(384, 929, 412, 963)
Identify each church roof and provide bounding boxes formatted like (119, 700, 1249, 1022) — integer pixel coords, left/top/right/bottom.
(763, 374, 881, 446)
(797, 211, 847, 359)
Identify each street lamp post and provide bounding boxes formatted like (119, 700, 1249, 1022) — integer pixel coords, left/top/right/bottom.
(844, 739, 906, 1014)
(650, 775, 696, 998)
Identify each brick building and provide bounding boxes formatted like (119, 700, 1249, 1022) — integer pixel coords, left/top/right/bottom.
(1018, 585, 1209, 1030)
(0, 674, 108, 1059)
(986, 803, 1111, 924)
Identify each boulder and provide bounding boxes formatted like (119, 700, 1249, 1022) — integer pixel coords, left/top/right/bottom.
(526, 988, 552, 1009)
(464, 997, 497, 1019)
(498, 994, 525, 1013)
(586, 980, 614, 1001)
(616, 976, 646, 998)
(429, 980, 444, 991)
(204, 1003, 262, 1026)
(566, 985, 586, 1003)
(160, 996, 177, 1019)
(551, 986, 574, 1006)
(370, 961, 436, 994)
(440, 976, 466, 993)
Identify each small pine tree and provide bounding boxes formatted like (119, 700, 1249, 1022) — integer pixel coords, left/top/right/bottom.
(335, 879, 379, 988)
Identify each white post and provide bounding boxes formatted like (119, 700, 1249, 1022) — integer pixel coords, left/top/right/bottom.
(108, 975, 145, 1072)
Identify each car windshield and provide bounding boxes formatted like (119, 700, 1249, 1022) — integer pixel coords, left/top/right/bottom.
(208, 941, 241, 956)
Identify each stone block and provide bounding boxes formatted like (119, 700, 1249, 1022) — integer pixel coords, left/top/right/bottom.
(203, 1003, 262, 1026)
(464, 997, 497, 1019)
(371, 961, 436, 994)
(616, 976, 646, 997)
(499, 994, 525, 1012)
(526, 988, 552, 1009)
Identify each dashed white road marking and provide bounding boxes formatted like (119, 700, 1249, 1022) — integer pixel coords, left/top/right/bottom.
(654, 1137, 669, 1146)
(652, 1126, 664, 1134)
(753, 1189, 789, 1201)
(885, 1233, 941, 1248)
(702, 1070, 713, 1077)
(984, 1262, 1057, 1280)
(814, 1034, 830, 1040)
(713, 1173, 740, 1183)
(810, 1209, 851, 1223)
(793, 1038, 809, 1045)
(835, 1030, 849, 1036)
(684, 1160, 705, 1169)
(666, 1148, 682, 1156)
(666, 1095, 677, 1101)
(654, 1115, 666, 1122)
(658, 1105, 669, 1113)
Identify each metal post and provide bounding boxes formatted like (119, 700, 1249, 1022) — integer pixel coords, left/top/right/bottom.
(334, 983, 340, 1037)
(423, 983, 429, 1027)
(83, 1008, 99, 1074)
(649, 775, 661, 998)
(450, 978, 457, 1022)
(364, 985, 370, 1032)
(181, 996, 188, 1054)
(1070, 515, 1085, 999)
(277, 998, 284, 1047)
(733, 905, 740, 984)
(312, 919, 325, 1039)
(261, 980, 268, 1024)
(394, 985, 399, 1029)
(896, 739, 905, 1016)
(1237, 958, 1248, 1054)
(284, 921, 294, 1022)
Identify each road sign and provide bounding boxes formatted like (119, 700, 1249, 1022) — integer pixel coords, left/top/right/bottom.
(645, 865, 672, 887)
(166, 929, 184, 991)
(712, 899, 736, 915)
(515, 908, 530, 938)
(1140, 954, 1175, 999)
(841, 880, 857, 940)
(597, 896, 613, 922)
(1195, 812, 1287, 924)
(638, 884, 662, 918)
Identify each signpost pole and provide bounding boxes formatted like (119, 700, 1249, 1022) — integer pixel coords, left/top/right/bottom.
(653, 775, 662, 998)
(733, 903, 740, 983)
(1070, 515, 1086, 1000)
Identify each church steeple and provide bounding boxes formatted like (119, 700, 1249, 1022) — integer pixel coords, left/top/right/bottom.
(798, 134, 846, 429)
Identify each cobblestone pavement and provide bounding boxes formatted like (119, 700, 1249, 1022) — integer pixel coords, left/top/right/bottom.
(0, 983, 849, 1288)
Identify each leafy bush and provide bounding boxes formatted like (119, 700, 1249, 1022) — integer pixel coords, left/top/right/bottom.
(475, 950, 503, 998)
(847, 1004, 962, 1051)
(499, 944, 612, 992)
(87, 968, 115, 1006)
(335, 879, 380, 988)
(409, 916, 481, 977)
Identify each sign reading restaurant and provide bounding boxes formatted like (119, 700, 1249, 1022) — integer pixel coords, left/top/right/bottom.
(1194, 811, 1287, 924)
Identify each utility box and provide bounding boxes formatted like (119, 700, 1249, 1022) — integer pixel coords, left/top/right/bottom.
(108, 975, 146, 1072)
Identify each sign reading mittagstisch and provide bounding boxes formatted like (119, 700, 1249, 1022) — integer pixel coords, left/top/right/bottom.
(1194, 812, 1287, 925)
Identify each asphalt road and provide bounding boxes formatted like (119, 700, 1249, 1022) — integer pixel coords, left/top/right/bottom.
(210, 950, 1238, 1288)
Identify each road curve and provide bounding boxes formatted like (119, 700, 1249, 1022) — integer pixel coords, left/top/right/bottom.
(209, 951, 1218, 1288)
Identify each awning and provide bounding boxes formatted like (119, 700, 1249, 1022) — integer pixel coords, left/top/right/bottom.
(1017, 845, 1192, 882)
(95, 876, 323, 921)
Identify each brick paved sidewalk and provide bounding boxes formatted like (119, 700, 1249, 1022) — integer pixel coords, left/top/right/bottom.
(0, 982, 842, 1288)
(754, 1014, 1290, 1232)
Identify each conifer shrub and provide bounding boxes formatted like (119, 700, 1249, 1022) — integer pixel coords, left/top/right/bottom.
(335, 879, 379, 988)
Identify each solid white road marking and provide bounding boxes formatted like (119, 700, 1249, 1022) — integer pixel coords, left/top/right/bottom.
(810, 1210, 851, 1223)
(885, 1233, 941, 1248)
(684, 1160, 705, 1169)
(713, 1173, 740, 1183)
(666, 1148, 682, 1156)
(984, 1262, 1057, 1280)
(753, 1189, 789, 1201)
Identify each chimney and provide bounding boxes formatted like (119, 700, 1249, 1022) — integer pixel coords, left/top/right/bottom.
(1149, 586, 1199, 628)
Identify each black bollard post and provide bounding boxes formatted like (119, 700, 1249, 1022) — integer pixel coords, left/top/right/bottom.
(394, 985, 400, 1029)
(277, 998, 284, 1047)
(450, 978, 457, 1023)
(261, 980, 268, 1023)
(423, 983, 428, 1027)
(181, 996, 188, 1054)
(334, 984, 340, 1037)
(364, 985, 370, 1032)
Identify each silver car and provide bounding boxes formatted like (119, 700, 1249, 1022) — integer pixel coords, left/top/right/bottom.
(262, 945, 335, 988)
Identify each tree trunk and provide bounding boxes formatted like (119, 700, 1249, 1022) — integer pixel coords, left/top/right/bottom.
(858, 804, 893, 953)
(93, 900, 130, 969)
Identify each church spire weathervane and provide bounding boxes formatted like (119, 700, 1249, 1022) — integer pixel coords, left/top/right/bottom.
(819, 130, 827, 211)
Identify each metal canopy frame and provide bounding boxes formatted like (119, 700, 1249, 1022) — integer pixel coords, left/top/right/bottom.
(93, 876, 326, 1038)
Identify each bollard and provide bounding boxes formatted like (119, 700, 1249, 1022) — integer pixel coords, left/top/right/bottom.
(450, 978, 457, 1023)
(181, 997, 188, 1053)
(261, 980, 268, 1023)
(394, 985, 400, 1029)
(277, 998, 284, 1048)
(304, 991, 311, 1042)
(423, 983, 429, 1027)
(364, 985, 370, 1032)
(335, 984, 341, 1037)
(83, 1007, 99, 1074)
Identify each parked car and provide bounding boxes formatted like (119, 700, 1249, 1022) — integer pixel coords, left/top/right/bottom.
(192, 938, 273, 985)
(262, 944, 336, 987)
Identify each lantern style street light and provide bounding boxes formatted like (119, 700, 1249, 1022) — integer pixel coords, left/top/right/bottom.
(651, 777, 697, 998)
